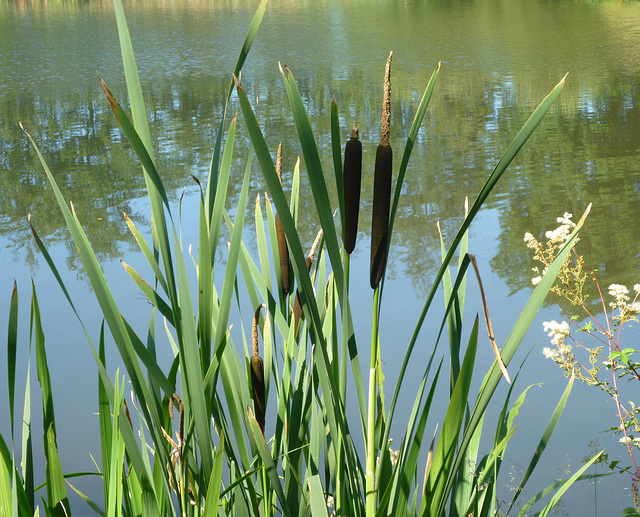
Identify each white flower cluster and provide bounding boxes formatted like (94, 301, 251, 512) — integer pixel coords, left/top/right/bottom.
(543, 320, 571, 346)
(618, 436, 640, 449)
(544, 213, 576, 245)
(542, 320, 573, 363)
(524, 213, 578, 287)
(523, 232, 536, 247)
(608, 284, 640, 316)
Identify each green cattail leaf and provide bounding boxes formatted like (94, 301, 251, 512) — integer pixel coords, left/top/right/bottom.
(7, 281, 18, 436)
(343, 124, 362, 254)
(370, 144, 393, 289)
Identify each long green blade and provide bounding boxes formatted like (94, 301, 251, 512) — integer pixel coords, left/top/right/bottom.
(7, 282, 18, 436)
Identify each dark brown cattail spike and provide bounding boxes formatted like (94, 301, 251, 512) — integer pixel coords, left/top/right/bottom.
(343, 121, 362, 254)
(275, 213, 290, 296)
(370, 51, 393, 290)
(251, 304, 267, 435)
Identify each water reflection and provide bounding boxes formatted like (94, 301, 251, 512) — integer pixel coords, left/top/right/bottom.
(1, 0, 639, 298)
(2, 0, 640, 513)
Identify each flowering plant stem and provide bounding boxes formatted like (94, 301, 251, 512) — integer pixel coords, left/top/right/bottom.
(528, 210, 640, 507)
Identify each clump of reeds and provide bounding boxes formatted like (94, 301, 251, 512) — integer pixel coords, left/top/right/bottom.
(370, 51, 393, 290)
(251, 304, 267, 435)
(343, 121, 362, 254)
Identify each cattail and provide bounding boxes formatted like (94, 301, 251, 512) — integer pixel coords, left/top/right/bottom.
(370, 51, 393, 290)
(343, 121, 362, 254)
(276, 213, 290, 295)
(275, 142, 291, 296)
(251, 304, 267, 435)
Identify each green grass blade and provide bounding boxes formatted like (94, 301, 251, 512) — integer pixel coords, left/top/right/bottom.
(517, 458, 607, 517)
(203, 432, 225, 517)
(0, 437, 11, 517)
(31, 283, 70, 516)
(106, 373, 126, 517)
(99, 79, 170, 210)
(21, 350, 34, 512)
(255, 195, 273, 298)
(172, 227, 215, 480)
(121, 262, 174, 326)
(424, 317, 479, 517)
(213, 155, 252, 360)
(124, 212, 168, 296)
(208, 114, 236, 259)
(112, 0, 153, 151)
(198, 196, 214, 369)
(7, 281, 18, 437)
(330, 97, 344, 233)
(139, 469, 161, 517)
(388, 361, 442, 516)
(207, 0, 268, 219)
(248, 409, 287, 512)
(508, 375, 575, 512)
(0, 433, 31, 516)
(307, 475, 329, 517)
(97, 323, 112, 510)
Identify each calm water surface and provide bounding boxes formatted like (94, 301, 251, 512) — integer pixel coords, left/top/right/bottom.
(1, 0, 640, 514)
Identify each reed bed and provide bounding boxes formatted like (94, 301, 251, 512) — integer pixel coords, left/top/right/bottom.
(0, 0, 607, 516)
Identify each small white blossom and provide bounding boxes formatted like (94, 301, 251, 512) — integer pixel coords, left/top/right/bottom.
(556, 213, 575, 228)
(524, 232, 537, 247)
(544, 226, 570, 244)
(609, 284, 630, 304)
(543, 320, 571, 347)
(326, 495, 336, 516)
(532, 276, 542, 286)
(634, 284, 640, 295)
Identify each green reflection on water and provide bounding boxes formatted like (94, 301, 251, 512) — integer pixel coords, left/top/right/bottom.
(1, 0, 639, 300)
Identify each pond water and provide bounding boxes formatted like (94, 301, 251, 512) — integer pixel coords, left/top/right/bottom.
(1, 0, 640, 514)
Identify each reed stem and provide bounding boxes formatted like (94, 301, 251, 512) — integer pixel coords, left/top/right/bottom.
(366, 286, 381, 516)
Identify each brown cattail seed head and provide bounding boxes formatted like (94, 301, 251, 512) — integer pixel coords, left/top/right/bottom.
(275, 212, 290, 296)
(251, 304, 267, 435)
(251, 355, 265, 434)
(370, 52, 393, 290)
(370, 144, 392, 289)
(343, 121, 362, 254)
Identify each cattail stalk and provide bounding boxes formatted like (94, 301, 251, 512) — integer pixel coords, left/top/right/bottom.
(274, 142, 290, 296)
(370, 51, 393, 290)
(251, 304, 267, 435)
(343, 121, 362, 254)
(367, 51, 393, 517)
